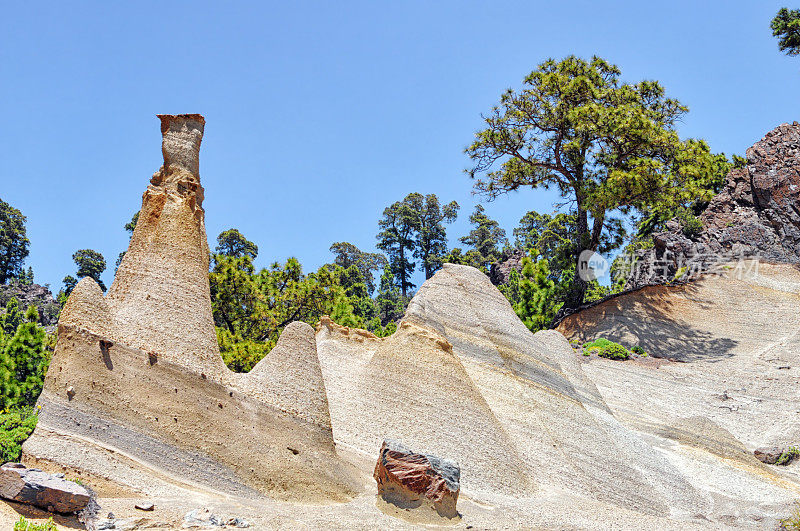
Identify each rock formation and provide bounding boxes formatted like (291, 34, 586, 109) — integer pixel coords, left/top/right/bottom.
(0, 463, 90, 513)
(373, 439, 460, 519)
(488, 248, 525, 285)
(9, 116, 800, 529)
(627, 122, 800, 288)
(0, 282, 59, 326)
(22, 115, 358, 503)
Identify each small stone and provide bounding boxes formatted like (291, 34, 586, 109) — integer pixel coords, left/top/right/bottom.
(754, 446, 783, 464)
(67, 386, 76, 399)
(135, 502, 154, 511)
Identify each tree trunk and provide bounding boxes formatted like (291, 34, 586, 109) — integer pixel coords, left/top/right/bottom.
(564, 204, 590, 309)
(399, 245, 407, 298)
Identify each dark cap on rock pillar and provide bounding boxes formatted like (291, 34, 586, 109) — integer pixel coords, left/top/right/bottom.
(157, 114, 205, 177)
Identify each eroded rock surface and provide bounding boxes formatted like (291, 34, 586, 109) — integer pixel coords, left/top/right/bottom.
(0, 463, 90, 513)
(628, 122, 800, 288)
(22, 115, 358, 503)
(373, 440, 460, 519)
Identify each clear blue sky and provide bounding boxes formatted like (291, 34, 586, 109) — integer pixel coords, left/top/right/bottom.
(1, 1, 798, 292)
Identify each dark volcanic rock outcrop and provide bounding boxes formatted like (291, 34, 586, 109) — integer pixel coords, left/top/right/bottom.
(627, 122, 800, 288)
(0, 282, 59, 325)
(489, 248, 525, 285)
(374, 439, 460, 518)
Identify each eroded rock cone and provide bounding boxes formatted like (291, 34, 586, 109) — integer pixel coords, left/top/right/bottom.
(373, 439, 460, 519)
(0, 463, 90, 513)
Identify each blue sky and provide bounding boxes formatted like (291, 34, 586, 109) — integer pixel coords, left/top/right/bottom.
(1, 1, 798, 292)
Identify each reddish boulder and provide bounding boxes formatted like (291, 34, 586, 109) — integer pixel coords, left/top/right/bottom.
(373, 439, 460, 518)
(754, 447, 783, 464)
(0, 463, 91, 513)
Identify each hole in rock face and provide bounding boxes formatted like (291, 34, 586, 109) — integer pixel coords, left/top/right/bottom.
(287, 447, 299, 455)
(99, 340, 114, 370)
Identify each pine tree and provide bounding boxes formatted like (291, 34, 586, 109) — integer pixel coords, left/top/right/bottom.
(0, 199, 31, 285)
(71, 249, 107, 291)
(412, 194, 459, 279)
(0, 305, 49, 409)
(467, 56, 719, 308)
(377, 197, 419, 297)
(329, 242, 388, 295)
(375, 265, 405, 326)
(216, 228, 258, 259)
(459, 205, 507, 271)
(514, 252, 558, 333)
(0, 298, 22, 335)
(772, 8, 800, 56)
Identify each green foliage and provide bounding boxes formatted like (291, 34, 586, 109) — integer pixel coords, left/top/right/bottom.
(772, 8, 800, 56)
(511, 251, 560, 332)
(1, 297, 23, 335)
(216, 228, 258, 259)
(329, 242, 388, 295)
(13, 516, 56, 531)
(631, 345, 647, 356)
(72, 249, 107, 291)
(216, 328, 272, 373)
(459, 205, 506, 272)
(124, 211, 139, 234)
(210, 254, 389, 371)
(0, 305, 50, 409)
(0, 198, 31, 285)
(116, 210, 140, 272)
(583, 338, 630, 360)
(466, 55, 720, 307)
(377, 195, 419, 297)
(0, 407, 39, 463)
(409, 194, 459, 279)
(676, 209, 703, 237)
(375, 265, 406, 327)
(776, 446, 800, 466)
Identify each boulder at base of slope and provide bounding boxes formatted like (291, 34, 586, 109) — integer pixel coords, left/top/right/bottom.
(0, 463, 91, 513)
(373, 439, 460, 519)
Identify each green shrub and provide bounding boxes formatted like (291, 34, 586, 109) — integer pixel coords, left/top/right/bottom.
(677, 210, 703, 238)
(776, 446, 800, 466)
(631, 345, 648, 356)
(0, 406, 38, 462)
(598, 342, 630, 360)
(14, 516, 57, 531)
(582, 338, 631, 361)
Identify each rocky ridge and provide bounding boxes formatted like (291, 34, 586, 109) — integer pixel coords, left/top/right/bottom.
(627, 122, 800, 288)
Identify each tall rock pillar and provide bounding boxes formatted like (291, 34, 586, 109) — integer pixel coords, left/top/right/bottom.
(107, 114, 224, 377)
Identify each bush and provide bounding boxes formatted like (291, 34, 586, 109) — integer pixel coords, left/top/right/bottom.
(14, 517, 57, 531)
(599, 342, 630, 360)
(583, 337, 630, 360)
(0, 407, 39, 462)
(677, 210, 703, 238)
(631, 345, 648, 356)
(776, 446, 800, 466)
